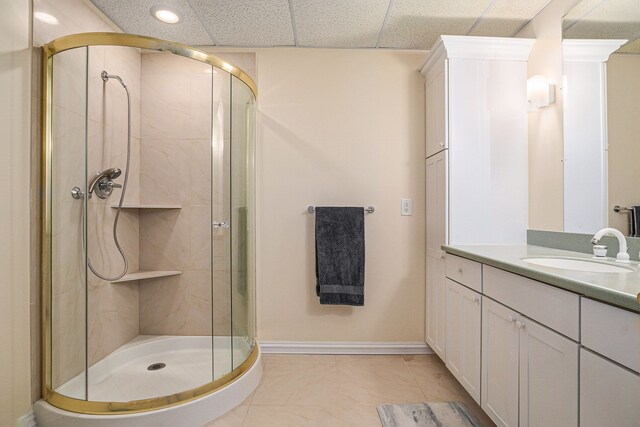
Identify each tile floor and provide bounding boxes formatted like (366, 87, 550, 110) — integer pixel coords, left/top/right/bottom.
(204, 354, 495, 427)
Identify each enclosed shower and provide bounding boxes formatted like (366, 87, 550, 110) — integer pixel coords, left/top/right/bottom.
(37, 33, 259, 425)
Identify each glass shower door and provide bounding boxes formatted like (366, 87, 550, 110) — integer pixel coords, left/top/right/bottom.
(230, 76, 256, 369)
(49, 45, 88, 401)
(212, 69, 233, 380)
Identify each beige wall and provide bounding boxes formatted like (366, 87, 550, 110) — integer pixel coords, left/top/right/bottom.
(0, 0, 33, 424)
(607, 53, 640, 233)
(516, 0, 581, 231)
(255, 48, 426, 342)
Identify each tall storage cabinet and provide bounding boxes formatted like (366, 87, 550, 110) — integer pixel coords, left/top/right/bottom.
(420, 36, 533, 361)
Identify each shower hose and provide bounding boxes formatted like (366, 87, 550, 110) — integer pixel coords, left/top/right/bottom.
(84, 71, 132, 281)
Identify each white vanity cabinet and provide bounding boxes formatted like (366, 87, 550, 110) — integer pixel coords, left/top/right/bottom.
(579, 298, 640, 426)
(445, 278, 481, 403)
(443, 250, 640, 427)
(481, 297, 520, 427)
(481, 297, 579, 427)
(580, 349, 640, 427)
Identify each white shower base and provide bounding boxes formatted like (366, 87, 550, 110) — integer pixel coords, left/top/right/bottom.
(34, 336, 262, 427)
(57, 335, 251, 402)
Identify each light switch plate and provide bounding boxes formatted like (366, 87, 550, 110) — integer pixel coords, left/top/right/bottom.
(401, 199, 412, 216)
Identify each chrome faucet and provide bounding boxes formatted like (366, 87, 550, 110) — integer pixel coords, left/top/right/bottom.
(591, 228, 630, 262)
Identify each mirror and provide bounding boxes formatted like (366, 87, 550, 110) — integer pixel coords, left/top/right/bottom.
(562, 0, 640, 236)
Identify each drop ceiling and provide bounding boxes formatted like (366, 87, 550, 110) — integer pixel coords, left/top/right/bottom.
(89, 0, 551, 49)
(563, 0, 640, 54)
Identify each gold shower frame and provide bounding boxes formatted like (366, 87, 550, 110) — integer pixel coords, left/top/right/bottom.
(41, 32, 258, 415)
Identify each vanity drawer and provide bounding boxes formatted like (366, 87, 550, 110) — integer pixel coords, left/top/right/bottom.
(483, 266, 580, 340)
(581, 298, 640, 372)
(445, 254, 482, 292)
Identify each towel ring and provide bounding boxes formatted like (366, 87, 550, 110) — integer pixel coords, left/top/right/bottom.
(307, 206, 375, 214)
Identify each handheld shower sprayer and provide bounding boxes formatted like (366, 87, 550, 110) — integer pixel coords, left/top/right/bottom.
(76, 70, 132, 281)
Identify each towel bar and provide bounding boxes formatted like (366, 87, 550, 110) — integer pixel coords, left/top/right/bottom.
(614, 205, 630, 212)
(307, 206, 375, 214)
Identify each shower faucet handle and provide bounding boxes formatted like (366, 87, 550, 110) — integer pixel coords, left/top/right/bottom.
(212, 221, 230, 229)
(104, 181, 122, 190)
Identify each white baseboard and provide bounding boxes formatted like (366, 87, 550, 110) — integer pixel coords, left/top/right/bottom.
(19, 408, 37, 427)
(259, 341, 433, 355)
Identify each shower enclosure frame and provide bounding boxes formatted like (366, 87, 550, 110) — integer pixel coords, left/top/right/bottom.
(40, 32, 258, 415)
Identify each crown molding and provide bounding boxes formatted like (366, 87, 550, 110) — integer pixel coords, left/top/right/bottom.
(563, 39, 627, 62)
(420, 35, 535, 75)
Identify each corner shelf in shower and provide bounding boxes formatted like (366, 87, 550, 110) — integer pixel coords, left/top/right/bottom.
(111, 270, 182, 283)
(110, 204, 182, 209)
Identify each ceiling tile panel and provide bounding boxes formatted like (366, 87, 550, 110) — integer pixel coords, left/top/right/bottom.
(469, 0, 551, 37)
(188, 0, 294, 47)
(563, 0, 640, 41)
(563, 0, 609, 32)
(90, 0, 213, 45)
(293, 0, 390, 48)
(379, 0, 494, 49)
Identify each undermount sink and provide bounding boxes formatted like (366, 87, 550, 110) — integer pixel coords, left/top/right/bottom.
(521, 257, 636, 274)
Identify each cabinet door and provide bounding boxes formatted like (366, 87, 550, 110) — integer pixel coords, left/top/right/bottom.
(445, 279, 481, 403)
(482, 297, 519, 427)
(519, 317, 578, 427)
(425, 61, 447, 158)
(426, 151, 447, 360)
(580, 349, 640, 427)
(426, 255, 446, 359)
(426, 151, 447, 259)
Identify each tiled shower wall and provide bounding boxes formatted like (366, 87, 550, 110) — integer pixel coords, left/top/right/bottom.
(137, 52, 229, 337)
(85, 46, 142, 367)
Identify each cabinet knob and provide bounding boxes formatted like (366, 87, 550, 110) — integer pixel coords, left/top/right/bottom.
(515, 320, 525, 329)
(440, 254, 445, 260)
(473, 296, 480, 303)
(507, 315, 516, 323)
(439, 141, 444, 147)
(457, 268, 463, 274)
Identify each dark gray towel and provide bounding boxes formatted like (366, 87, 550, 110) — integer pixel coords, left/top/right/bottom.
(315, 207, 365, 306)
(631, 206, 640, 237)
(236, 206, 247, 295)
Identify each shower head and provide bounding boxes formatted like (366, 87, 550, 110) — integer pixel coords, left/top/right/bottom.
(101, 70, 127, 89)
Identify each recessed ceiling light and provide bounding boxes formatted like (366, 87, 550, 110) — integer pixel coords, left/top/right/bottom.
(34, 11, 59, 25)
(150, 6, 180, 24)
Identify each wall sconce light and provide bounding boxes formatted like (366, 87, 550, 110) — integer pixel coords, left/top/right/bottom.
(527, 75, 556, 110)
